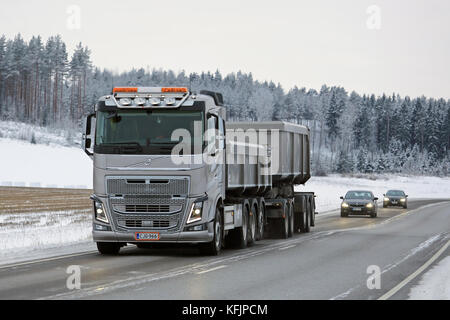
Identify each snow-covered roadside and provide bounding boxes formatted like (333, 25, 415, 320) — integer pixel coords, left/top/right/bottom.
(0, 138, 92, 189)
(296, 174, 450, 213)
(408, 256, 450, 300)
(0, 209, 93, 265)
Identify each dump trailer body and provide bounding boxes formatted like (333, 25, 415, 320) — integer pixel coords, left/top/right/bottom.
(225, 121, 311, 197)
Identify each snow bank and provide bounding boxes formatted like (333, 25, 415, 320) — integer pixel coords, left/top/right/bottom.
(0, 209, 93, 261)
(0, 138, 92, 189)
(408, 256, 450, 300)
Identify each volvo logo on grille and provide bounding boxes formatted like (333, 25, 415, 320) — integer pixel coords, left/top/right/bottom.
(144, 159, 152, 166)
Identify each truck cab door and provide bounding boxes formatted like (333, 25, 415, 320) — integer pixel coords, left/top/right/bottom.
(206, 114, 225, 198)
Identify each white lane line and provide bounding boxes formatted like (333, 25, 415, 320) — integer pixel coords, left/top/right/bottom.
(279, 245, 296, 251)
(378, 239, 450, 300)
(0, 251, 98, 270)
(196, 265, 227, 275)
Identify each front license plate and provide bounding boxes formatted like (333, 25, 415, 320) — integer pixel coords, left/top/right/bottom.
(135, 232, 160, 241)
(392, 201, 397, 204)
(352, 207, 362, 211)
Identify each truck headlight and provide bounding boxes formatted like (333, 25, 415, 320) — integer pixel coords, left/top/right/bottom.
(366, 203, 374, 208)
(400, 198, 406, 202)
(384, 197, 389, 202)
(94, 201, 109, 224)
(187, 201, 203, 224)
(341, 202, 349, 208)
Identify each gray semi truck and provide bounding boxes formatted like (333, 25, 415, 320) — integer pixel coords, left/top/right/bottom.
(82, 87, 316, 255)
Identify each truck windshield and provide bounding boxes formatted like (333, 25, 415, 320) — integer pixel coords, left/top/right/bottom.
(95, 110, 204, 155)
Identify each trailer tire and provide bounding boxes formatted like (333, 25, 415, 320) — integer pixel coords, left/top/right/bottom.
(301, 202, 311, 233)
(228, 205, 249, 249)
(97, 242, 121, 255)
(310, 198, 315, 227)
(288, 202, 294, 237)
(200, 207, 223, 256)
(279, 202, 289, 239)
(247, 203, 257, 246)
(256, 201, 265, 241)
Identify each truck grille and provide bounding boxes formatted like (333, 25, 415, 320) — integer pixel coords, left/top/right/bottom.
(106, 177, 189, 231)
(107, 178, 189, 196)
(116, 213, 180, 230)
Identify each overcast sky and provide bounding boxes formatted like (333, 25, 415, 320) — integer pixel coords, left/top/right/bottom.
(1, 0, 449, 98)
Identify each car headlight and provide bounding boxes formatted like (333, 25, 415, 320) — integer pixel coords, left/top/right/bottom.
(94, 201, 109, 224)
(366, 203, 374, 208)
(341, 202, 349, 208)
(384, 197, 389, 202)
(187, 201, 203, 224)
(400, 198, 406, 202)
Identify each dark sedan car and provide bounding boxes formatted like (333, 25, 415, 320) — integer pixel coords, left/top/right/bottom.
(340, 190, 378, 218)
(383, 190, 408, 208)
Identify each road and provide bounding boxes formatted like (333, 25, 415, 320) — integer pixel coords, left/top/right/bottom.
(0, 198, 449, 300)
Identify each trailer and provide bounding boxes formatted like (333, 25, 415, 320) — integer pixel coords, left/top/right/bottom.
(83, 87, 317, 255)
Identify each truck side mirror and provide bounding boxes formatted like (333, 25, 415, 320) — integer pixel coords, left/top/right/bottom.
(405, 195, 408, 198)
(340, 196, 344, 200)
(374, 197, 379, 201)
(83, 113, 96, 158)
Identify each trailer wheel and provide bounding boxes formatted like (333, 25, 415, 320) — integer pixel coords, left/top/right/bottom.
(97, 242, 121, 255)
(228, 205, 249, 249)
(301, 202, 311, 233)
(310, 198, 315, 227)
(256, 202, 265, 241)
(247, 203, 257, 246)
(200, 207, 223, 256)
(279, 202, 289, 239)
(288, 202, 294, 237)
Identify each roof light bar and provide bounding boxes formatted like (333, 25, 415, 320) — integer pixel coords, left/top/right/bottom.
(161, 87, 188, 93)
(113, 87, 138, 93)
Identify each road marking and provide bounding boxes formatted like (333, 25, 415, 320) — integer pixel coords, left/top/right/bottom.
(378, 238, 450, 300)
(0, 251, 98, 270)
(196, 265, 227, 275)
(279, 245, 296, 251)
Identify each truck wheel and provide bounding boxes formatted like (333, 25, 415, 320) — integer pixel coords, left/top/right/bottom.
(97, 242, 121, 255)
(200, 207, 223, 256)
(228, 205, 249, 249)
(288, 202, 294, 237)
(247, 204, 257, 246)
(256, 203, 265, 241)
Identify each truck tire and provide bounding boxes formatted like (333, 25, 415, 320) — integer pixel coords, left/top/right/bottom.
(256, 201, 265, 241)
(228, 205, 249, 249)
(200, 207, 223, 256)
(247, 203, 257, 246)
(288, 202, 294, 237)
(97, 242, 121, 255)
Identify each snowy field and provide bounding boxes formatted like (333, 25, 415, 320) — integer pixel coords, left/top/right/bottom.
(0, 138, 92, 189)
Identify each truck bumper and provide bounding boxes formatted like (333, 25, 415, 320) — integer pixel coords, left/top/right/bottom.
(93, 223, 214, 244)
